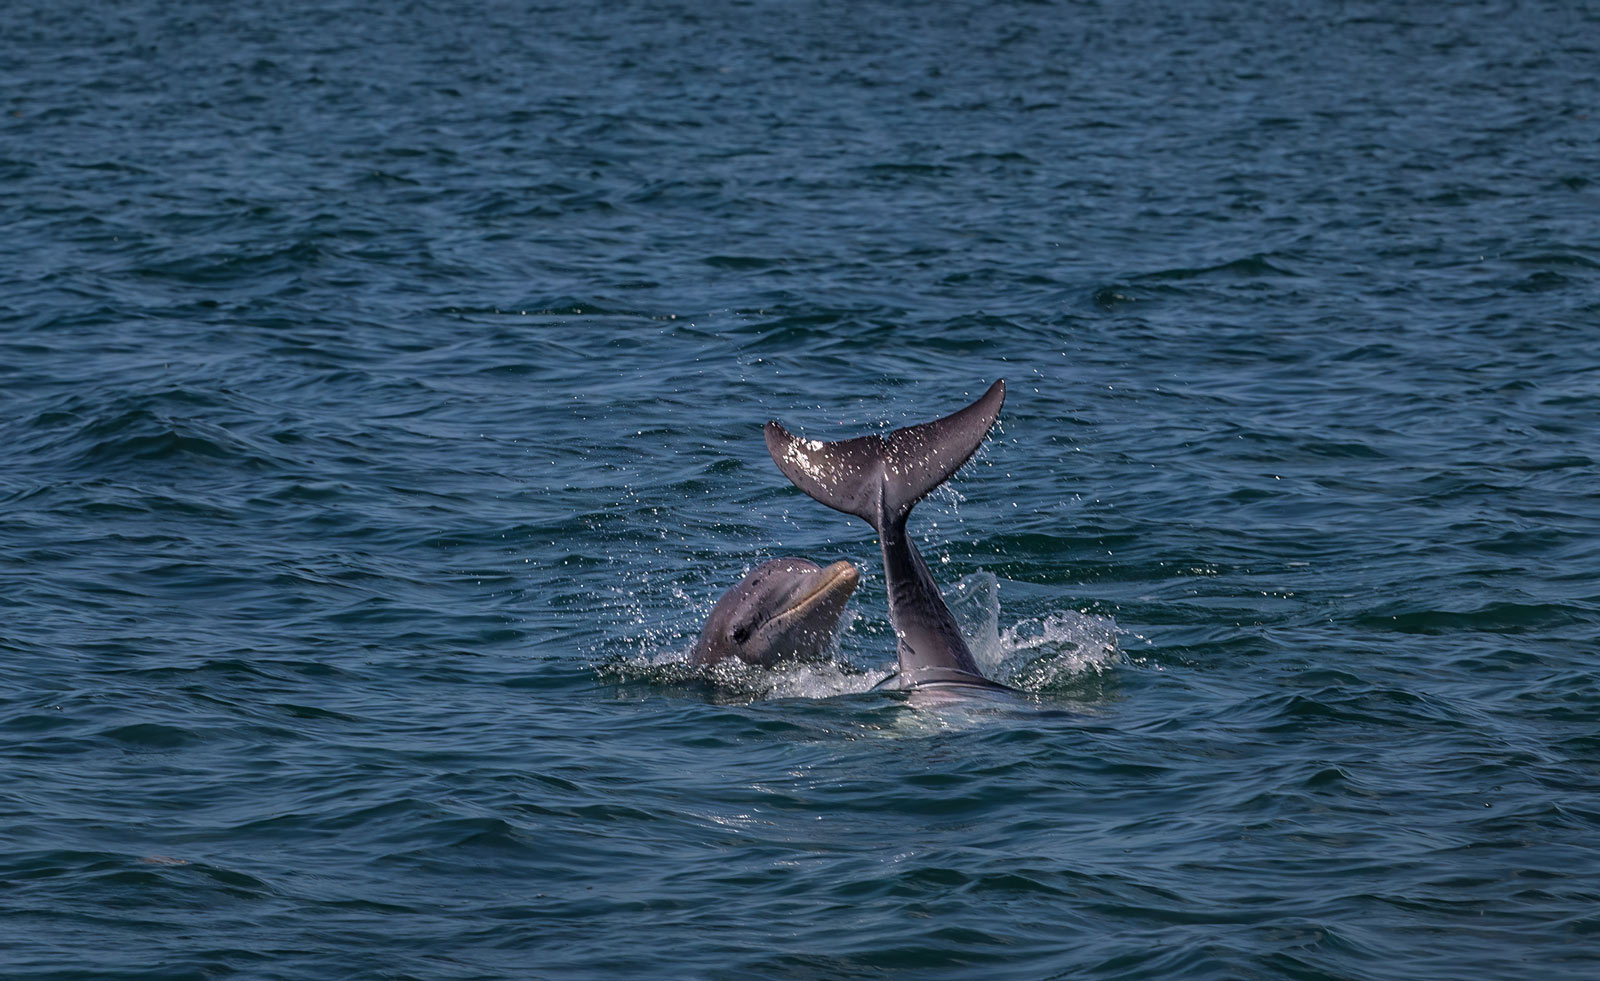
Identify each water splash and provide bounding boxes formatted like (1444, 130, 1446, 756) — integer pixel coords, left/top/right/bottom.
(601, 571, 1118, 700)
(945, 571, 1121, 691)
(596, 637, 887, 702)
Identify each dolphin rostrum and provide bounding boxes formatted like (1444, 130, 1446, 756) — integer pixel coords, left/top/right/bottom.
(764, 380, 1013, 692)
(690, 558, 860, 667)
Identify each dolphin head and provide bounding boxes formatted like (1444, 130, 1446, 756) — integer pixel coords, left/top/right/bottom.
(690, 558, 860, 667)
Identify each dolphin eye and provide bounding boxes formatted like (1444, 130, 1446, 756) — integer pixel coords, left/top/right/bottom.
(731, 624, 751, 644)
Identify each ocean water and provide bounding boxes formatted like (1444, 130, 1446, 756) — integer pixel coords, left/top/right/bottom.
(4, 0, 1599, 978)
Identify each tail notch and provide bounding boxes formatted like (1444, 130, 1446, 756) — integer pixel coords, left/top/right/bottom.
(764, 379, 1005, 531)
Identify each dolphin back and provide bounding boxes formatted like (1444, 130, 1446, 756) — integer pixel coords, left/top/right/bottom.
(764, 379, 1006, 532)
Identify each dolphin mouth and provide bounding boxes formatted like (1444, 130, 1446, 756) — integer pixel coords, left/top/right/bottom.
(766, 560, 859, 634)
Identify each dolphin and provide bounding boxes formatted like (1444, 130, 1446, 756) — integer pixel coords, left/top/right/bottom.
(690, 558, 860, 667)
(764, 380, 1014, 692)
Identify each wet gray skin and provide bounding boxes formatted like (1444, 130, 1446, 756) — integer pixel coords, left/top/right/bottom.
(764, 380, 1015, 693)
(690, 558, 860, 667)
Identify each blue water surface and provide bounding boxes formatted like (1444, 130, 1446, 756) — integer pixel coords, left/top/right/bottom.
(3, 1, 1599, 978)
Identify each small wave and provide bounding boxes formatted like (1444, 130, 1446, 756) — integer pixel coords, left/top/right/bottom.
(134, 240, 331, 285)
(1135, 253, 1302, 282)
(1356, 600, 1583, 635)
(100, 722, 200, 749)
(25, 389, 291, 474)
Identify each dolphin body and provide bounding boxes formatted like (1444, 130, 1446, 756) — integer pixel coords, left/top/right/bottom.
(764, 380, 1014, 693)
(690, 558, 860, 667)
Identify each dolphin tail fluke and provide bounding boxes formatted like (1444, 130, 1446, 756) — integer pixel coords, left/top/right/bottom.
(764, 379, 1006, 532)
